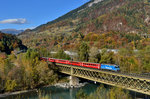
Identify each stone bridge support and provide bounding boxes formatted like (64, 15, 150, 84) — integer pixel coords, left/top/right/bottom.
(69, 67, 79, 86)
(69, 76, 79, 86)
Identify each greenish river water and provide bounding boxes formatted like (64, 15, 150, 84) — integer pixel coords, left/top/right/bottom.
(1, 83, 149, 99)
(2, 83, 99, 99)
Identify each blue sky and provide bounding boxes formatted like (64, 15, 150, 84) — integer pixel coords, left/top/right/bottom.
(0, 0, 90, 30)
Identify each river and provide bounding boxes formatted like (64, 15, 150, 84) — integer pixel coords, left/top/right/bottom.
(1, 83, 99, 99)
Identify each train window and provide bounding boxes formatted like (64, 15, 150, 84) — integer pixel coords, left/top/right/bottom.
(115, 66, 119, 68)
(59, 60, 66, 62)
(89, 64, 96, 66)
(83, 63, 97, 66)
(93, 64, 96, 66)
(71, 62, 79, 64)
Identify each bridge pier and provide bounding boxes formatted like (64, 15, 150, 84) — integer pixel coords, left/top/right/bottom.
(69, 76, 79, 86)
(70, 67, 79, 86)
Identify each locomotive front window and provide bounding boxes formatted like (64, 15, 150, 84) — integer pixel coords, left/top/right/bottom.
(115, 66, 119, 68)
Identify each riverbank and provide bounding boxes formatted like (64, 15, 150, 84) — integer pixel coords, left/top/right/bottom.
(0, 89, 38, 98)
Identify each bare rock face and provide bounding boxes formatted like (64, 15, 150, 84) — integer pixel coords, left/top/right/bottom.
(88, 0, 103, 7)
(145, 16, 150, 25)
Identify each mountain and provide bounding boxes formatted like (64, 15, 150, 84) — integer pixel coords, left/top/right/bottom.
(0, 29, 24, 35)
(18, 0, 150, 50)
(0, 32, 27, 54)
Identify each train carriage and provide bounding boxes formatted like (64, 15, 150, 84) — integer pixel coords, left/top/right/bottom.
(82, 62, 100, 69)
(69, 61, 81, 66)
(54, 59, 69, 64)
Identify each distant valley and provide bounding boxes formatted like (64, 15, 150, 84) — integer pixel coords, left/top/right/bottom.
(0, 29, 24, 35)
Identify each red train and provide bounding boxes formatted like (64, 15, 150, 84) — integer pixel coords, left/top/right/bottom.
(40, 57, 100, 69)
(40, 57, 120, 71)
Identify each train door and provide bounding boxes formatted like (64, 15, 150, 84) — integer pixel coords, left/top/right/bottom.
(98, 64, 101, 69)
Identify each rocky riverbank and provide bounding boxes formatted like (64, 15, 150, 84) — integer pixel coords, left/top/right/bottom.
(54, 82, 88, 88)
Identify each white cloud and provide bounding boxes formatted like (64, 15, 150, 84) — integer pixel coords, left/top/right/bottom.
(0, 18, 27, 24)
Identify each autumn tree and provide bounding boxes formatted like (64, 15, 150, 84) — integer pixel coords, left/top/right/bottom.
(75, 89, 87, 99)
(137, 46, 150, 72)
(99, 49, 115, 64)
(116, 48, 141, 73)
(89, 47, 100, 63)
(54, 49, 71, 60)
(78, 42, 89, 62)
(76, 85, 132, 99)
(38, 48, 51, 57)
(108, 87, 132, 99)
(0, 49, 58, 93)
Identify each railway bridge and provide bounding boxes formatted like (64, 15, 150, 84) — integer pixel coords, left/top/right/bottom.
(50, 63, 150, 96)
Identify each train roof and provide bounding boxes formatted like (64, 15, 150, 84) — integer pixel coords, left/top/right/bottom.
(101, 64, 119, 66)
(43, 57, 119, 66)
(49, 58, 100, 64)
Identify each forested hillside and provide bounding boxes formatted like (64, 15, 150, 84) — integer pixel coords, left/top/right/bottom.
(18, 0, 150, 51)
(0, 32, 27, 54)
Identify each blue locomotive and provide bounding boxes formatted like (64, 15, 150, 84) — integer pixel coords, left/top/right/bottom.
(101, 64, 120, 71)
